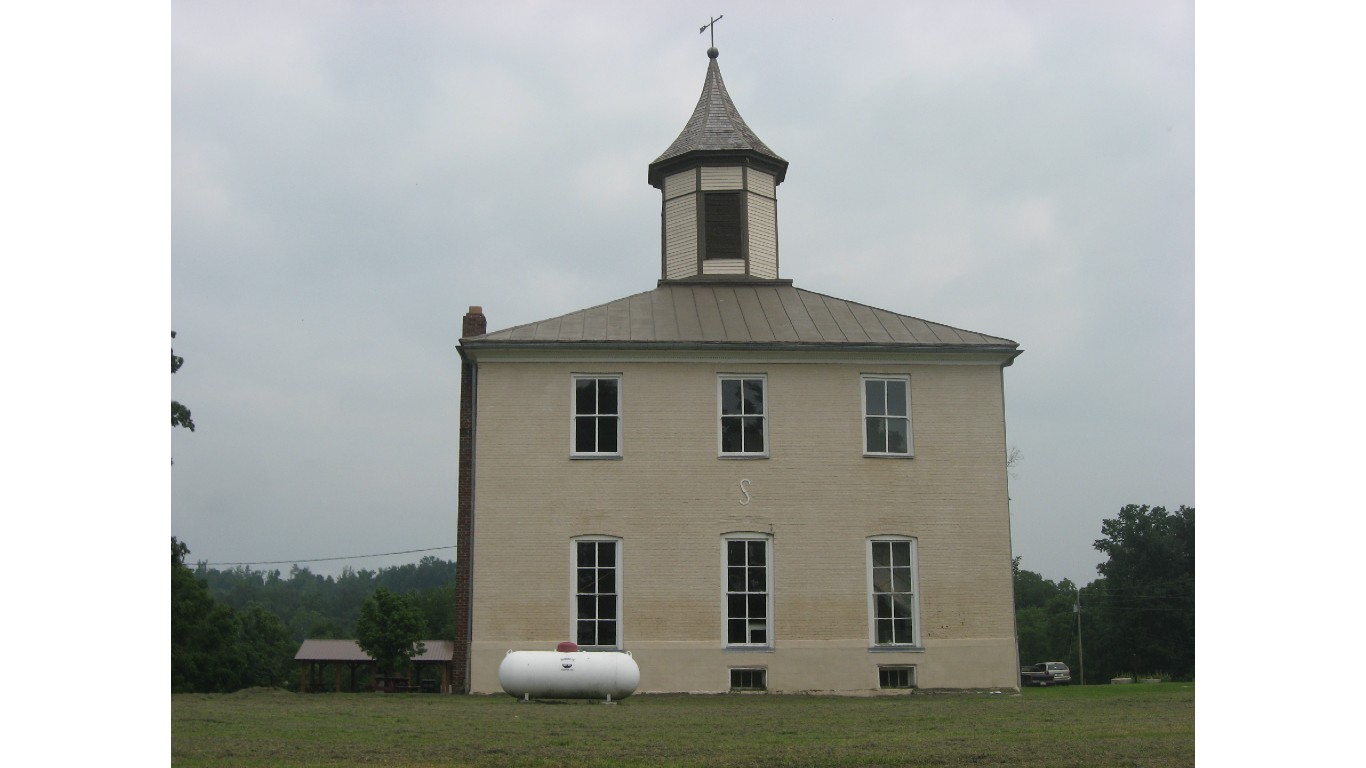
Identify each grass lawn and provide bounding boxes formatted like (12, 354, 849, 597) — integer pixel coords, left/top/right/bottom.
(172, 684, 1193, 767)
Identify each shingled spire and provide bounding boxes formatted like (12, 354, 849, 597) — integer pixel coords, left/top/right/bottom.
(650, 47, 788, 282)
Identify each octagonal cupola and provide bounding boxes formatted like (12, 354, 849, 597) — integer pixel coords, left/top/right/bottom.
(648, 47, 789, 282)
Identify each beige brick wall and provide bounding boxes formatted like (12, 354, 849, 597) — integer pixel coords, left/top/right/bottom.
(468, 358, 1017, 693)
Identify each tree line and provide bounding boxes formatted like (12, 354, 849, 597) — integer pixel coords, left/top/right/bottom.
(1014, 504, 1194, 682)
(171, 539, 456, 693)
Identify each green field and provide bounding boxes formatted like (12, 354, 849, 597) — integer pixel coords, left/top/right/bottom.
(172, 684, 1194, 767)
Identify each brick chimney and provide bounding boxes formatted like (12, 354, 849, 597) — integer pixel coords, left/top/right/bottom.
(453, 305, 485, 693)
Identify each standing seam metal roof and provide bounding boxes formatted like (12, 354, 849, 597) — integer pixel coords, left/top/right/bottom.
(463, 283, 1017, 350)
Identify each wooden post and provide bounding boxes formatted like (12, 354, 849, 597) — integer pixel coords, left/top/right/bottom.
(334, 664, 342, 692)
(300, 663, 307, 693)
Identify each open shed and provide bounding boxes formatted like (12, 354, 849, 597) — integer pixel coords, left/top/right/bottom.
(294, 639, 455, 693)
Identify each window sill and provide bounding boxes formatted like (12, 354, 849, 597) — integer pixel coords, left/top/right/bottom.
(863, 453, 914, 459)
(570, 454, 624, 461)
(868, 645, 925, 653)
(724, 646, 775, 653)
(718, 454, 769, 460)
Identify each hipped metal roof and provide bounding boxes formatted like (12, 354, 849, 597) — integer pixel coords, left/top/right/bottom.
(462, 282, 1018, 357)
(294, 639, 455, 663)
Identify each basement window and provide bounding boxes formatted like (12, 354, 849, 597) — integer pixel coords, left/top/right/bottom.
(879, 666, 916, 689)
(730, 668, 767, 692)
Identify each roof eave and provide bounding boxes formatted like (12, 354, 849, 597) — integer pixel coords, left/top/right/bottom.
(648, 149, 789, 188)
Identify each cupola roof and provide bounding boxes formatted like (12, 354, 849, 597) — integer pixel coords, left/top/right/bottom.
(648, 48, 788, 188)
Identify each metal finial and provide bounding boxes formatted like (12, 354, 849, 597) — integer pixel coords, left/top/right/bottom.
(699, 15, 723, 50)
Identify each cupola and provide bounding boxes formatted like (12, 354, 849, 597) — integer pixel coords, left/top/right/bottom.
(648, 47, 788, 282)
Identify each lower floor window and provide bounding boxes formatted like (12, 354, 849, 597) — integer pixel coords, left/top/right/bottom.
(574, 538, 619, 647)
(879, 666, 916, 689)
(730, 668, 767, 691)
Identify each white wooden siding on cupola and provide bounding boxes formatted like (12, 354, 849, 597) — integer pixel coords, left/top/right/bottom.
(661, 167, 780, 280)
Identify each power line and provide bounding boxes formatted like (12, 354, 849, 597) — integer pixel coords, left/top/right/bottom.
(205, 545, 456, 568)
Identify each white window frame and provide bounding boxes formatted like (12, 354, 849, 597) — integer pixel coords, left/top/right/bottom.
(717, 374, 768, 458)
(867, 536, 921, 649)
(571, 374, 622, 457)
(721, 532, 774, 648)
(570, 536, 623, 650)
(861, 375, 913, 457)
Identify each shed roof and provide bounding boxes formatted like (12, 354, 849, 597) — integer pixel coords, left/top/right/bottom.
(462, 282, 1018, 357)
(294, 639, 455, 663)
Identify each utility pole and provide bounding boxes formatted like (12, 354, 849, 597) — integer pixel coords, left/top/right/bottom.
(1074, 595, 1085, 686)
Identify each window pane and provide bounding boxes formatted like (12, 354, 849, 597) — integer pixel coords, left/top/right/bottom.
(743, 379, 764, 415)
(892, 570, 914, 594)
(728, 619, 747, 644)
(577, 568, 595, 592)
(598, 595, 617, 619)
(872, 542, 891, 568)
(575, 417, 596, 452)
(747, 567, 765, 593)
(596, 568, 615, 593)
(893, 594, 916, 620)
(742, 417, 765, 453)
(866, 380, 886, 416)
(721, 379, 742, 415)
(597, 416, 618, 453)
(577, 595, 597, 620)
(597, 542, 615, 567)
(886, 381, 907, 417)
(578, 542, 596, 567)
(599, 621, 617, 646)
(748, 594, 766, 619)
(575, 379, 596, 415)
(892, 618, 910, 643)
(727, 540, 746, 566)
(728, 594, 747, 617)
(872, 567, 891, 594)
(866, 417, 887, 453)
(887, 418, 908, 454)
(876, 619, 894, 645)
(728, 566, 745, 592)
(892, 542, 911, 567)
(597, 379, 618, 415)
(875, 594, 893, 620)
(747, 540, 766, 567)
(577, 621, 596, 646)
(749, 623, 766, 644)
(721, 418, 742, 452)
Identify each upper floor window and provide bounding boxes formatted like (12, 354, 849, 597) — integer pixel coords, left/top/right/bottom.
(573, 537, 621, 649)
(703, 192, 743, 260)
(723, 534, 772, 647)
(868, 537, 919, 648)
(862, 376, 912, 456)
(573, 375, 621, 456)
(719, 376, 767, 456)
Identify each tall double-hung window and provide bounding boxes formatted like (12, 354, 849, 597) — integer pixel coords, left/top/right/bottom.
(718, 376, 767, 456)
(723, 534, 772, 647)
(868, 536, 920, 648)
(573, 537, 620, 648)
(862, 375, 912, 456)
(572, 375, 621, 456)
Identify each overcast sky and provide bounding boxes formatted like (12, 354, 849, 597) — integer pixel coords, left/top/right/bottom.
(168, 0, 1193, 586)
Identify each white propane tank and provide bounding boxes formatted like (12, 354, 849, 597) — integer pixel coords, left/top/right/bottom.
(498, 642, 640, 701)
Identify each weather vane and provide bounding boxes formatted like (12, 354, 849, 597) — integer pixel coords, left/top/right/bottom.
(699, 15, 724, 48)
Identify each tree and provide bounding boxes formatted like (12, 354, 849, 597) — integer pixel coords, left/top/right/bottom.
(172, 331, 195, 431)
(171, 538, 244, 692)
(237, 602, 295, 688)
(1092, 504, 1195, 680)
(354, 587, 426, 676)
